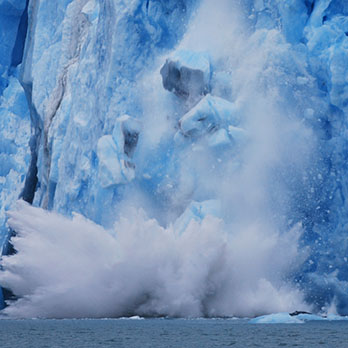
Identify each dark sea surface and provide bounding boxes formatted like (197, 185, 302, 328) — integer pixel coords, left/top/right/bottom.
(1, 318, 348, 347)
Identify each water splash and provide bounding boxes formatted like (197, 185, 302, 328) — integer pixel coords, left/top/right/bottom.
(0, 200, 307, 318)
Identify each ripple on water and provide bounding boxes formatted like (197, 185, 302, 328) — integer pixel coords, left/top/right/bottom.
(0, 319, 347, 348)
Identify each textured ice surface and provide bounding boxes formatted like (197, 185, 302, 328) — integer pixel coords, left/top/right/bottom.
(0, 77, 31, 252)
(2, 0, 348, 317)
(0, 0, 30, 253)
(0, 0, 27, 92)
(179, 95, 240, 138)
(96, 115, 141, 188)
(174, 199, 221, 234)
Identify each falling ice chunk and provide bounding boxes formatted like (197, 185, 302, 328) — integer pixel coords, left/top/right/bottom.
(97, 115, 141, 188)
(160, 50, 211, 99)
(174, 199, 222, 235)
(228, 125, 248, 147)
(112, 115, 142, 159)
(208, 128, 230, 148)
(97, 135, 125, 188)
(179, 94, 239, 137)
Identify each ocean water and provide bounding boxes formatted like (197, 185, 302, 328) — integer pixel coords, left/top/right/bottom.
(0, 318, 348, 347)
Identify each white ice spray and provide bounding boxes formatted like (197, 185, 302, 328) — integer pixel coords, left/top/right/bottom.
(0, 200, 307, 318)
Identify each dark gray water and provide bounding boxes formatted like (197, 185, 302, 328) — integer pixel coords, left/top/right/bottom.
(1, 318, 348, 347)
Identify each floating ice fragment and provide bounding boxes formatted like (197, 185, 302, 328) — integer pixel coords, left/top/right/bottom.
(249, 312, 304, 324)
(250, 311, 348, 323)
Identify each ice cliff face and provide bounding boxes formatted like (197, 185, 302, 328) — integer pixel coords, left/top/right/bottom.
(1, 0, 348, 317)
(20, 0, 197, 223)
(0, 0, 30, 253)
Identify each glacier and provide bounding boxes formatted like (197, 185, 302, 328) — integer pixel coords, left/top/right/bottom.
(1, 0, 348, 318)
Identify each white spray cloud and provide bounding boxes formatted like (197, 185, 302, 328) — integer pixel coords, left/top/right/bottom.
(0, 200, 307, 318)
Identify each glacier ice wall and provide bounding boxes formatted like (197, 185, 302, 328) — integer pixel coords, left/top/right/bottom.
(1, 0, 348, 317)
(0, 0, 30, 254)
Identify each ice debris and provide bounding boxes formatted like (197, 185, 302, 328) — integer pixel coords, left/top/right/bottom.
(160, 50, 211, 99)
(250, 312, 348, 324)
(97, 115, 141, 188)
(179, 94, 240, 138)
(174, 199, 222, 234)
(249, 312, 304, 324)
